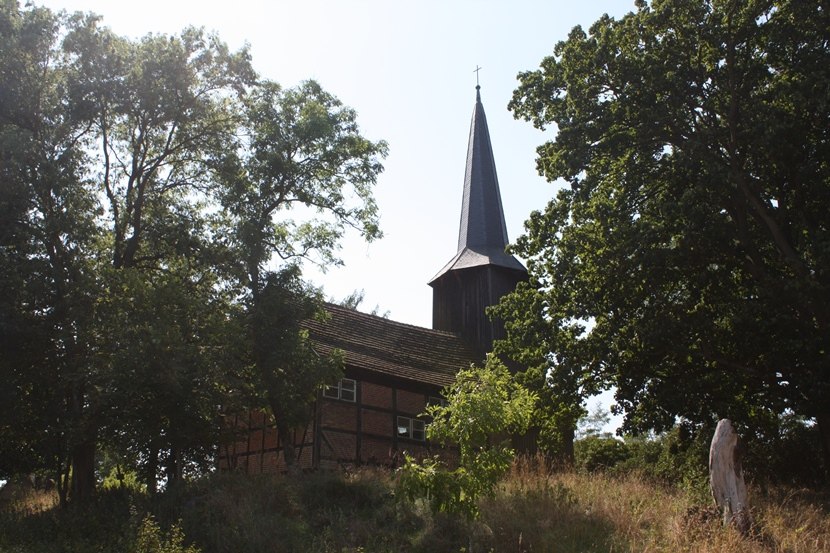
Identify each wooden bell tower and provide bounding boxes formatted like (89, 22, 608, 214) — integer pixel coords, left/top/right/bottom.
(429, 85, 528, 357)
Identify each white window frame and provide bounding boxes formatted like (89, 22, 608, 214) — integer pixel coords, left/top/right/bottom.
(397, 416, 426, 441)
(323, 378, 356, 402)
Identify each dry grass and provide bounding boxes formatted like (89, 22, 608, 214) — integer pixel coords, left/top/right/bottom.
(0, 479, 59, 516)
(479, 458, 830, 553)
(1, 464, 827, 552)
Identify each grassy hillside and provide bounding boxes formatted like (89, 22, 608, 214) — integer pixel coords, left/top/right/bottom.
(1, 461, 828, 552)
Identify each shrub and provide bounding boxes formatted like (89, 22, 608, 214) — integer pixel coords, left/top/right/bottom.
(742, 415, 828, 487)
(134, 515, 199, 553)
(102, 467, 147, 494)
(398, 355, 537, 519)
(574, 436, 631, 472)
(574, 424, 711, 498)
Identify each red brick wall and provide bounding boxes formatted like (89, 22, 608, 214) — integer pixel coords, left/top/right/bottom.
(220, 378, 444, 473)
(396, 389, 426, 416)
(249, 429, 263, 450)
(261, 451, 280, 474)
(362, 437, 393, 465)
(321, 400, 357, 429)
(262, 426, 278, 450)
(249, 411, 267, 427)
(361, 382, 392, 409)
(320, 430, 356, 462)
(361, 408, 392, 437)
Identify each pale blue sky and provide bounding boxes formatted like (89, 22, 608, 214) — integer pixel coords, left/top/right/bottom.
(37, 0, 633, 427)
(38, 0, 634, 327)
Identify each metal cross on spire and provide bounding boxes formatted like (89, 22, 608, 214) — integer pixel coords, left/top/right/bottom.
(473, 65, 482, 87)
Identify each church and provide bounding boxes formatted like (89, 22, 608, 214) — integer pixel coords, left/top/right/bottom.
(219, 85, 528, 472)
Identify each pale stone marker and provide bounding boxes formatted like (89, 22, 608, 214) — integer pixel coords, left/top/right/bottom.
(709, 418, 751, 534)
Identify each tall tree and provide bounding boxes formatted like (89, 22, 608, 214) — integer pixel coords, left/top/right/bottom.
(502, 0, 830, 470)
(0, 1, 256, 501)
(491, 280, 586, 462)
(62, 16, 255, 270)
(219, 80, 387, 470)
(0, 1, 102, 505)
(1, 1, 386, 496)
(60, 15, 255, 497)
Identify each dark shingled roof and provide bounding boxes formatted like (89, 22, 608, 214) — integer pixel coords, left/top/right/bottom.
(303, 303, 481, 388)
(430, 86, 526, 284)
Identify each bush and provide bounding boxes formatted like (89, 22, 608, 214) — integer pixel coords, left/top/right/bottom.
(574, 436, 631, 472)
(574, 424, 711, 498)
(134, 515, 199, 553)
(624, 425, 710, 496)
(398, 355, 536, 519)
(742, 415, 828, 487)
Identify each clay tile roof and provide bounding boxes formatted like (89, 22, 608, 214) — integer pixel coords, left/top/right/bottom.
(303, 303, 481, 388)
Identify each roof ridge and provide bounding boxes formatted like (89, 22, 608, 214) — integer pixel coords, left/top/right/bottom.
(319, 302, 467, 338)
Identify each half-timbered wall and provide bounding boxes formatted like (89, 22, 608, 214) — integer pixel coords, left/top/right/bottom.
(218, 373, 450, 473)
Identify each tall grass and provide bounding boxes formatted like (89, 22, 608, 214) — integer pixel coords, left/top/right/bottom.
(1, 462, 828, 552)
(480, 458, 830, 553)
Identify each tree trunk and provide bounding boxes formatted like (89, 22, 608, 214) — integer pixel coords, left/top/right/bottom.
(277, 420, 301, 475)
(561, 424, 575, 466)
(815, 412, 830, 480)
(56, 458, 70, 509)
(166, 443, 182, 489)
(709, 419, 751, 535)
(146, 444, 159, 495)
(70, 440, 96, 503)
(68, 373, 97, 503)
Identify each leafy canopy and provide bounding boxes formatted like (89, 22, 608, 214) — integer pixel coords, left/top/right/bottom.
(501, 0, 830, 461)
(0, 0, 386, 494)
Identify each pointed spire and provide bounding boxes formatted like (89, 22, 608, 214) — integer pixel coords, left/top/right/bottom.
(457, 85, 509, 253)
(429, 86, 526, 283)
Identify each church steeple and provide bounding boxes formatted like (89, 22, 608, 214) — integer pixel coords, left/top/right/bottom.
(430, 86, 526, 282)
(458, 85, 510, 253)
(429, 85, 528, 355)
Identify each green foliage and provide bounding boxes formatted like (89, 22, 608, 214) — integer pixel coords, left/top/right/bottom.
(219, 78, 387, 273)
(577, 418, 828, 493)
(217, 76, 386, 468)
(398, 355, 537, 519)
(574, 436, 631, 473)
(740, 415, 828, 488)
(572, 423, 711, 497)
(134, 516, 199, 553)
(623, 426, 711, 497)
(244, 267, 340, 424)
(101, 467, 146, 494)
(0, 0, 385, 497)
(0, 0, 105, 501)
(502, 0, 830, 475)
(491, 279, 587, 463)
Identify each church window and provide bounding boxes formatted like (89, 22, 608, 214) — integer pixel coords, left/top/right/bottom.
(397, 416, 425, 441)
(323, 378, 356, 402)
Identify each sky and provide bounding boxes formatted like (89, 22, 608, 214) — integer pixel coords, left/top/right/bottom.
(34, 0, 634, 425)
(36, 0, 634, 326)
